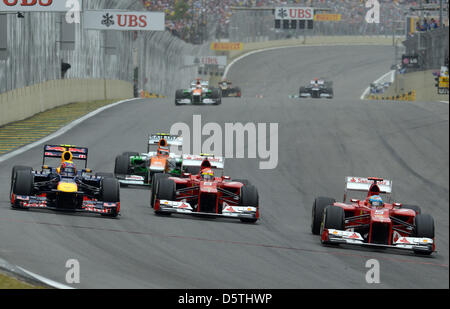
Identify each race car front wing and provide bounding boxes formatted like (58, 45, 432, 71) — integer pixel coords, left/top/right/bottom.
(176, 98, 219, 105)
(321, 228, 434, 254)
(12, 194, 119, 215)
(155, 200, 258, 221)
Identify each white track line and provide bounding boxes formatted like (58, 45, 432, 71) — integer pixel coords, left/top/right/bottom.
(17, 267, 75, 289)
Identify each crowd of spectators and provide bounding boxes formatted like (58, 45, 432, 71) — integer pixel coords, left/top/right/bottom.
(140, 0, 447, 43)
(416, 17, 440, 31)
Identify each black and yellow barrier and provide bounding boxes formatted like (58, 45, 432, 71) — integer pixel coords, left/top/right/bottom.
(367, 90, 416, 101)
(140, 90, 166, 99)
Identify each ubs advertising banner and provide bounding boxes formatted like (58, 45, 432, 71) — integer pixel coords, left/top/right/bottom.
(0, 0, 82, 12)
(83, 10, 165, 31)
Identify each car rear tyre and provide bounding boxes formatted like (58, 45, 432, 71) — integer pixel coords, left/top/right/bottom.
(311, 197, 336, 235)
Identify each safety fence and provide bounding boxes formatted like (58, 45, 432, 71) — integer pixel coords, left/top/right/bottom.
(403, 27, 449, 71)
(0, 0, 214, 96)
(0, 0, 216, 127)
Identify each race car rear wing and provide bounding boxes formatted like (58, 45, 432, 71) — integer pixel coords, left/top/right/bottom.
(148, 134, 183, 146)
(147, 134, 183, 152)
(182, 154, 225, 170)
(43, 145, 89, 167)
(345, 176, 392, 199)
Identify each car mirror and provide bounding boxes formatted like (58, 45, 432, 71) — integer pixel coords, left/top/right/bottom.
(222, 176, 230, 180)
(350, 199, 360, 203)
(393, 202, 402, 208)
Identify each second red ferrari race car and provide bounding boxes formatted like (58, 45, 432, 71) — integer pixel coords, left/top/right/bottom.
(151, 154, 259, 223)
(311, 177, 435, 255)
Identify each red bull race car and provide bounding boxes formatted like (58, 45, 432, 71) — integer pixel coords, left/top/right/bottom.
(312, 177, 435, 255)
(10, 145, 121, 217)
(151, 154, 259, 223)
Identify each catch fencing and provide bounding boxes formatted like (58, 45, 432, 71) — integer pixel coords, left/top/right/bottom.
(403, 27, 449, 71)
(0, 0, 214, 97)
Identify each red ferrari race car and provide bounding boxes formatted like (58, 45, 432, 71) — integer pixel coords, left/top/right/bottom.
(311, 177, 435, 255)
(151, 154, 259, 223)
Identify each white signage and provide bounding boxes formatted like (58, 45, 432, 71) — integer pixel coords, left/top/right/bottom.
(0, 0, 82, 12)
(275, 7, 314, 20)
(184, 56, 227, 67)
(83, 10, 165, 31)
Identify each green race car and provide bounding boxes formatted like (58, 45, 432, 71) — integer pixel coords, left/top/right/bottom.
(114, 134, 184, 187)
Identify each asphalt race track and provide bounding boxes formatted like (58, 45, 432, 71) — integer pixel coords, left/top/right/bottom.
(0, 45, 448, 288)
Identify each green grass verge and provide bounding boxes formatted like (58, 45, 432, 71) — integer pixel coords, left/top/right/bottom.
(0, 99, 118, 155)
(0, 271, 46, 289)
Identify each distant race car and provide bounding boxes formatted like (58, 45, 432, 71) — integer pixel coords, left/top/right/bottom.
(151, 154, 260, 223)
(10, 145, 120, 217)
(312, 177, 435, 255)
(175, 79, 222, 105)
(218, 80, 241, 97)
(114, 134, 184, 188)
(299, 78, 334, 99)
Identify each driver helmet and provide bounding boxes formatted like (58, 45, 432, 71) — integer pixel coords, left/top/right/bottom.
(369, 195, 384, 208)
(201, 168, 214, 181)
(58, 161, 77, 177)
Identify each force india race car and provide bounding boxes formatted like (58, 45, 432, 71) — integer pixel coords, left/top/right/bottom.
(218, 80, 242, 97)
(10, 145, 120, 217)
(114, 134, 183, 187)
(151, 154, 260, 223)
(175, 79, 222, 105)
(299, 78, 334, 99)
(312, 177, 435, 255)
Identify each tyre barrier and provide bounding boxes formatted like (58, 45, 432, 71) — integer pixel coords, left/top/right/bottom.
(366, 90, 416, 102)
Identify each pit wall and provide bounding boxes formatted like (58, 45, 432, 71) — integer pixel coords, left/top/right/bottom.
(380, 70, 446, 102)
